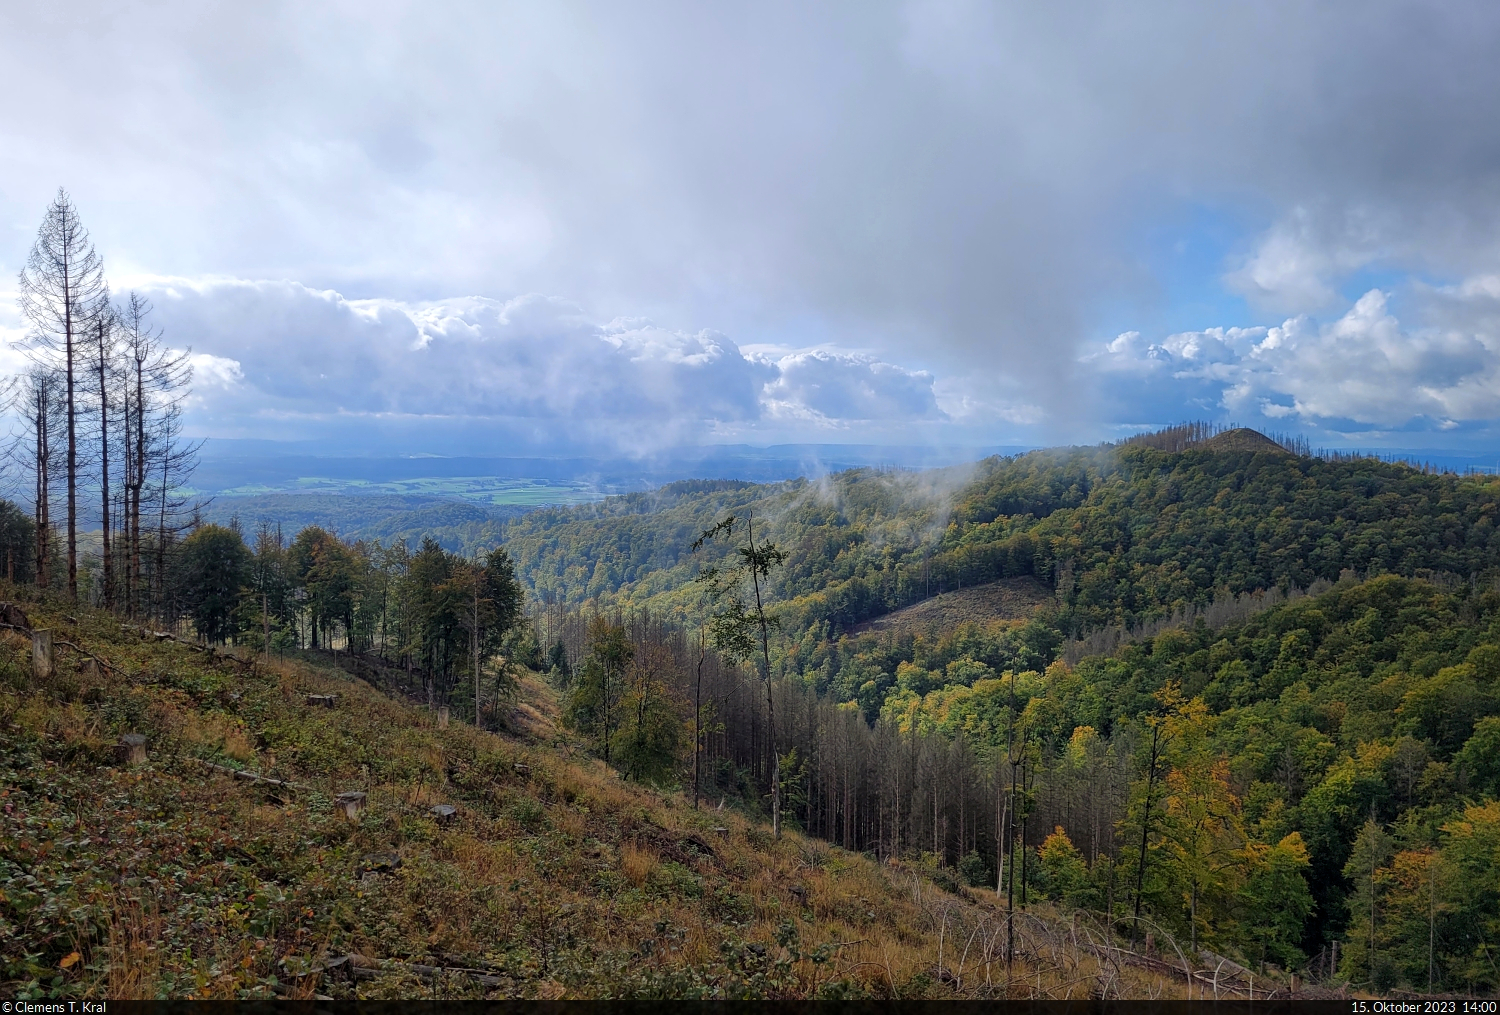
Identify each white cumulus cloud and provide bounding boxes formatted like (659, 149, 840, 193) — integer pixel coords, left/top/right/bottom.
(129, 277, 992, 452)
(1090, 285, 1500, 435)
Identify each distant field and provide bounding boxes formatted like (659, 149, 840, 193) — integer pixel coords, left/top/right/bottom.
(852, 576, 1053, 636)
(198, 493, 529, 554)
(207, 475, 606, 506)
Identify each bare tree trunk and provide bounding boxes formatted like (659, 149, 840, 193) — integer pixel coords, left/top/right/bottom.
(694, 625, 705, 810)
(96, 316, 113, 609)
(1134, 723, 1164, 927)
(156, 445, 170, 620)
(34, 379, 50, 588)
(748, 512, 779, 839)
(64, 284, 78, 602)
(473, 561, 482, 730)
(19, 193, 107, 602)
(131, 353, 146, 614)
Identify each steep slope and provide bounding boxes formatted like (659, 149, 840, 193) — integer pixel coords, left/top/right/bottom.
(0, 589, 1289, 1000)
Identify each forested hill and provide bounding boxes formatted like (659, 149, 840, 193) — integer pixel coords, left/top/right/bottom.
(505, 441, 1500, 636)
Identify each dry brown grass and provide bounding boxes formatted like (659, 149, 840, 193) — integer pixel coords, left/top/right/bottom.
(853, 577, 1053, 638)
(620, 842, 658, 887)
(104, 896, 164, 1000)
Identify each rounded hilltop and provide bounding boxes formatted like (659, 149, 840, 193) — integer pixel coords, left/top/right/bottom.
(1120, 421, 1299, 455)
(1197, 427, 1293, 454)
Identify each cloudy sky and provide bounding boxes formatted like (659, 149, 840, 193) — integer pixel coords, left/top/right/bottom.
(5, 1, 1500, 456)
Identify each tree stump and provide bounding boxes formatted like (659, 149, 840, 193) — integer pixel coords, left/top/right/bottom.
(712, 826, 730, 838)
(118, 733, 148, 766)
(335, 791, 367, 821)
(360, 852, 401, 874)
(32, 629, 53, 680)
(513, 762, 530, 775)
(429, 804, 457, 825)
(437, 707, 449, 729)
(306, 694, 336, 708)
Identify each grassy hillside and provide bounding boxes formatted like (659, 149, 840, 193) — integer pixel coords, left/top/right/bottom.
(851, 577, 1053, 637)
(0, 586, 1285, 1000)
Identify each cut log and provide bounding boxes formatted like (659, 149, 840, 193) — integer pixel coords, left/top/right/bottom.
(513, 762, 530, 775)
(430, 804, 457, 824)
(32, 629, 53, 680)
(306, 694, 337, 708)
(118, 733, 148, 766)
(437, 706, 449, 729)
(712, 826, 730, 838)
(335, 791, 367, 821)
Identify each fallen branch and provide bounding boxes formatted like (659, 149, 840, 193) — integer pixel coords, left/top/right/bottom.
(335, 954, 507, 989)
(0, 621, 119, 678)
(121, 623, 257, 671)
(197, 759, 311, 791)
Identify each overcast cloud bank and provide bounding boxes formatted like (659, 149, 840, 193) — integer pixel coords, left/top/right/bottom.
(83, 268, 1500, 456)
(7, 4, 1500, 453)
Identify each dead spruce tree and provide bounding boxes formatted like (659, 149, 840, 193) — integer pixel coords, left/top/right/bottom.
(116, 293, 192, 617)
(7, 368, 64, 586)
(693, 512, 788, 838)
(18, 189, 107, 601)
(90, 302, 119, 608)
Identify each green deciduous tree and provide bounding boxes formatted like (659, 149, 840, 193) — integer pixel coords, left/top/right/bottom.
(611, 640, 683, 783)
(181, 523, 251, 644)
(564, 617, 633, 763)
(1239, 832, 1314, 969)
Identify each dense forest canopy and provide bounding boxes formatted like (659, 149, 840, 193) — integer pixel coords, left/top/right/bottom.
(502, 439, 1500, 992)
(508, 444, 1500, 632)
(505, 443, 1500, 715)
